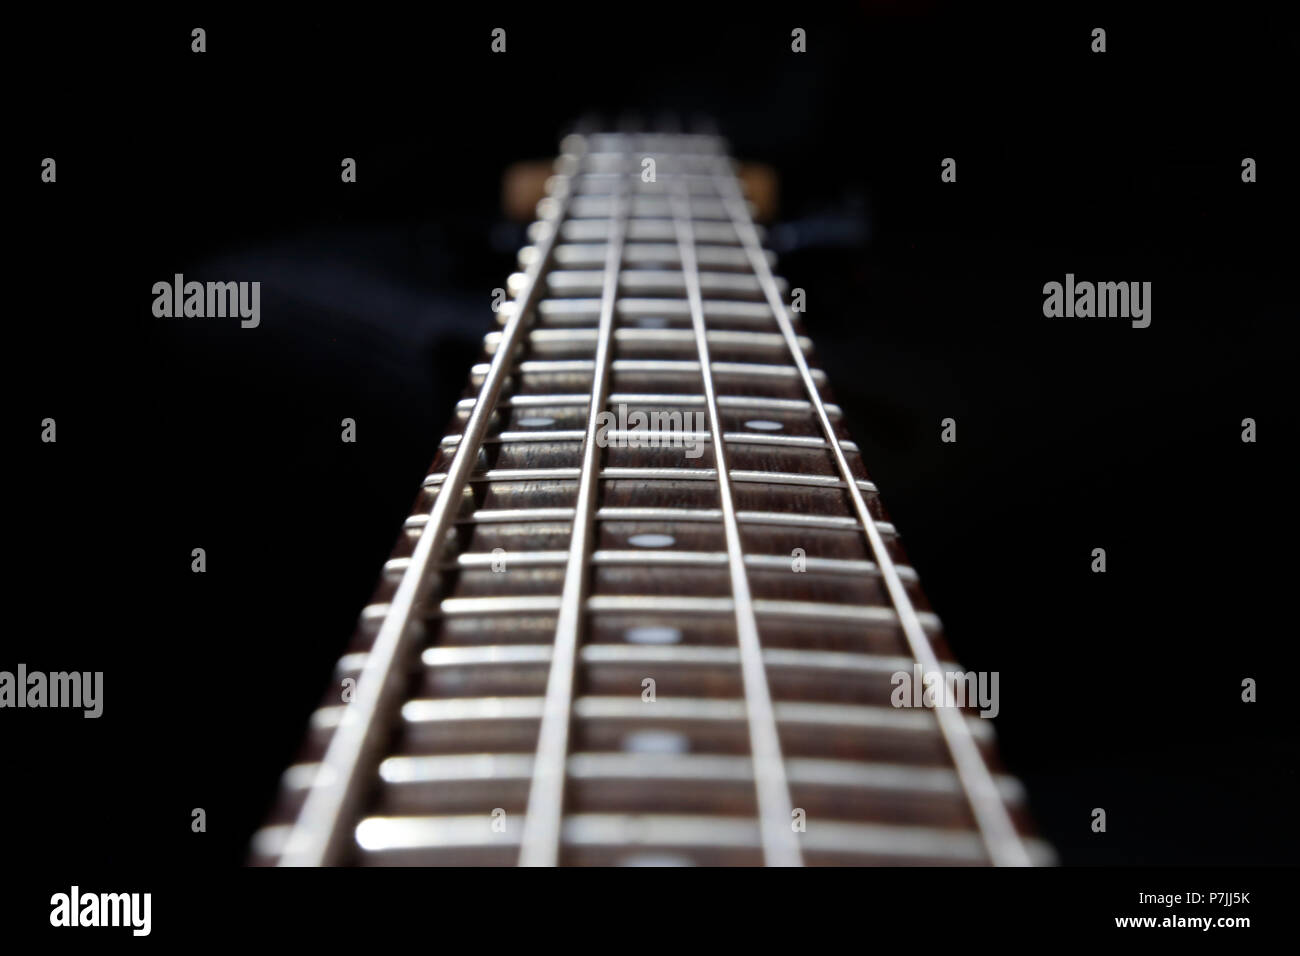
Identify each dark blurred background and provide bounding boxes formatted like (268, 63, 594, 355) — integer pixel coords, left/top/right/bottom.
(9, 5, 1297, 873)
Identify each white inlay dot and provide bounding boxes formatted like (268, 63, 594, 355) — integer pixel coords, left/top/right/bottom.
(620, 730, 689, 755)
(624, 626, 682, 645)
(516, 416, 556, 428)
(628, 532, 675, 548)
(744, 419, 783, 431)
(619, 853, 696, 867)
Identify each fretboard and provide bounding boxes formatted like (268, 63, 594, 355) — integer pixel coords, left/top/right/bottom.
(254, 131, 1050, 867)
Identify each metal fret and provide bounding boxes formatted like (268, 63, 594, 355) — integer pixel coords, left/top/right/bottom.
(465, 508, 579, 523)
(361, 816, 1046, 865)
(382, 695, 992, 738)
(310, 693, 992, 740)
(403, 506, 897, 537)
(729, 469, 870, 489)
(399, 548, 916, 580)
(556, 221, 758, 244)
(455, 395, 846, 419)
(373, 753, 1025, 802)
(568, 196, 733, 219)
(670, 176, 802, 866)
(411, 642, 951, 673)
(439, 431, 856, 451)
(425, 468, 582, 483)
(538, 296, 775, 323)
(428, 597, 941, 630)
(724, 433, 855, 450)
(552, 242, 775, 270)
(546, 268, 779, 298)
(519, 156, 628, 866)
(424, 466, 876, 493)
(572, 169, 720, 187)
(595, 506, 719, 521)
(260, 815, 1053, 865)
(469, 359, 828, 382)
(482, 327, 812, 352)
(441, 431, 585, 445)
(713, 161, 1033, 867)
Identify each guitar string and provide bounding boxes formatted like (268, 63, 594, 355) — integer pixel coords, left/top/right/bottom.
(671, 144, 804, 867)
(276, 158, 575, 867)
(518, 139, 630, 866)
(712, 158, 1034, 867)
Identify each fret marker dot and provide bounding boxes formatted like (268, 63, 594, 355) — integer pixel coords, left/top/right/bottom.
(619, 853, 696, 867)
(624, 626, 681, 645)
(516, 416, 555, 428)
(628, 532, 675, 548)
(621, 730, 689, 754)
(744, 419, 783, 431)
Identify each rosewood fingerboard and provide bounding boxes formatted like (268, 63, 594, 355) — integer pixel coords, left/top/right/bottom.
(253, 132, 1052, 867)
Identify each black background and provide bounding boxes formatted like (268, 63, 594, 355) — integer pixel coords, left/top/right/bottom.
(7, 1, 1297, 894)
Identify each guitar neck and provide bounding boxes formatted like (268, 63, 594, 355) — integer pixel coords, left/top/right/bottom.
(255, 131, 1049, 867)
